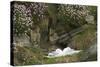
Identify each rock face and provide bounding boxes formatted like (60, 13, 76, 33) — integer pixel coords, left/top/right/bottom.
(85, 15, 95, 24)
(88, 43, 97, 55)
(30, 26, 40, 47)
(13, 25, 41, 48)
(13, 34, 30, 47)
(79, 43, 97, 61)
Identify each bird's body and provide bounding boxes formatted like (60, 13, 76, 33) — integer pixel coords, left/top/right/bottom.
(47, 47, 81, 58)
(48, 48, 62, 56)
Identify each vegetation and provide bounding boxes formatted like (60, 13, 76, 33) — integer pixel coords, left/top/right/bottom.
(11, 1, 97, 66)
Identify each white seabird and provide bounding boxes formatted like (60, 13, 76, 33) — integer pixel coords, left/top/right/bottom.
(48, 48, 62, 56)
(46, 47, 81, 58)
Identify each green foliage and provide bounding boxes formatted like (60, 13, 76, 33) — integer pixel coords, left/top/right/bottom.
(58, 5, 89, 27)
(88, 6, 97, 22)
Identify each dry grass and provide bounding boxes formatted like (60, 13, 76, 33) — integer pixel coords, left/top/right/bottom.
(69, 24, 96, 50)
(14, 46, 91, 66)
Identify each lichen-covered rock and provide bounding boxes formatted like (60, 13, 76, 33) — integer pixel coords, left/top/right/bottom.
(30, 26, 40, 47)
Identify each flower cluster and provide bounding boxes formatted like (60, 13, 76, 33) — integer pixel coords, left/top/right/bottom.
(58, 5, 90, 23)
(13, 3, 33, 36)
(30, 3, 48, 19)
(13, 2, 49, 36)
